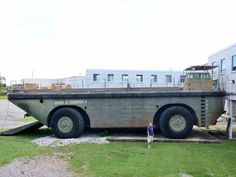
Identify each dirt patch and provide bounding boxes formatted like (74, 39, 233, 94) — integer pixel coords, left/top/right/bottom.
(0, 155, 77, 177)
(181, 174, 193, 177)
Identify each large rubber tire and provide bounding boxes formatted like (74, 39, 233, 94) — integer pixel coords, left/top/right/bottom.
(50, 108, 84, 139)
(159, 106, 194, 139)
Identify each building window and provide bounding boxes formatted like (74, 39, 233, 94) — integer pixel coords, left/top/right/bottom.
(212, 61, 216, 67)
(180, 75, 186, 83)
(232, 55, 236, 71)
(165, 75, 172, 83)
(220, 58, 226, 73)
(136, 74, 143, 82)
(107, 74, 114, 82)
(93, 74, 100, 81)
(151, 75, 157, 82)
(122, 74, 128, 81)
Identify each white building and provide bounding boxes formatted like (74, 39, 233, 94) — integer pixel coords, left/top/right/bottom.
(208, 43, 236, 117)
(59, 76, 85, 88)
(85, 69, 184, 88)
(209, 43, 236, 93)
(21, 69, 184, 89)
(21, 76, 85, 89)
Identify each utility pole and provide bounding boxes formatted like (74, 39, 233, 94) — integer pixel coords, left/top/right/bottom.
(229, 100, 233, 139)
(226, 99, 233, 139)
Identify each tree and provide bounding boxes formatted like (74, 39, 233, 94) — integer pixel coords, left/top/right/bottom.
(0, 73, 6, 93)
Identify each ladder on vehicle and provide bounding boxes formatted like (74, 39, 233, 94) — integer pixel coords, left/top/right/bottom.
(225, 100, 234, 139)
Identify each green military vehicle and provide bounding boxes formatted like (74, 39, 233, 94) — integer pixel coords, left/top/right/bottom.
(7, 66, 225, 139)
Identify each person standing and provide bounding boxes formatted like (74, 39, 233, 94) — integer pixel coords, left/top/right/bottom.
(147, 122, 154, 149)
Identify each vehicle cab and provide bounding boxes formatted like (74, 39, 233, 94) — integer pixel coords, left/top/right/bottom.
(183, 65, 215, 91)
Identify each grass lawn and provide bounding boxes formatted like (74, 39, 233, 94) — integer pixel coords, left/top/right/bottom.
(0, 130, 236, 177)
(15, 116, 37, 123)
(0, 95, 7, 100)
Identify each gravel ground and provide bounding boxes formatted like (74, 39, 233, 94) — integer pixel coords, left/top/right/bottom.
(32, 134, 109, 147)
(0, 156, 76, 177)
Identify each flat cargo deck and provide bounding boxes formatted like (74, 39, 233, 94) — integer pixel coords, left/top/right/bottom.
(8, 88, 225, 99)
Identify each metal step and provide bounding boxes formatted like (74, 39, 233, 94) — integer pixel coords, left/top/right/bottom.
(0, 121, 44, 136)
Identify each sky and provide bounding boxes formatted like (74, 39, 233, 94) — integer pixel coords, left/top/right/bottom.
(1, 0, 236, 84)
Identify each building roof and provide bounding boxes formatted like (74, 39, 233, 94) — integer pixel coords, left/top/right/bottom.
(209, 43, 236, 58)
(184, 65, 217, 71)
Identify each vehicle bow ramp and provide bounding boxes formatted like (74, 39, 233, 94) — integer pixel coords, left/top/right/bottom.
(0, 121, 44, 136)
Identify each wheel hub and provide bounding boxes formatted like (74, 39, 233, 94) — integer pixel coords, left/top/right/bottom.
(57, 116, 73, 133)
(169, 115, 186, 132)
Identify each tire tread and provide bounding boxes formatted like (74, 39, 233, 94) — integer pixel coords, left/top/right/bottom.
(50, 108, 84, 138)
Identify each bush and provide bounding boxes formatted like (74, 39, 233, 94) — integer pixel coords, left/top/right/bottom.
(99, 130, 109, 137)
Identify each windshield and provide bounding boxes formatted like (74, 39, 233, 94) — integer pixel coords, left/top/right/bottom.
(187, 73, 210, 79)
